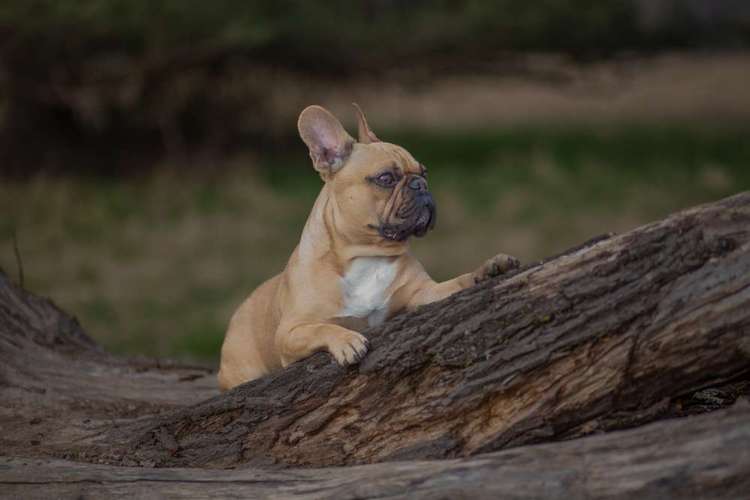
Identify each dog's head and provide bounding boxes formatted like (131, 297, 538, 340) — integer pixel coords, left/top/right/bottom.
(298, 104, 435, 245)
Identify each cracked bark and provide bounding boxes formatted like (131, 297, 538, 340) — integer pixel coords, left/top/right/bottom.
(1, 192, 750, 497)
(2, 404, 750, 499)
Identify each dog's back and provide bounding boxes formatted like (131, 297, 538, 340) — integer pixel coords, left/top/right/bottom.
(218, 273, 283, 390)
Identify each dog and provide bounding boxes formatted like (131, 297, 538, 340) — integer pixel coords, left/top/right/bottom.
(218, 104, 519, 390)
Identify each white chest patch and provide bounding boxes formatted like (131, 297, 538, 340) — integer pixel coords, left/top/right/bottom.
(338, 257, 397, 327)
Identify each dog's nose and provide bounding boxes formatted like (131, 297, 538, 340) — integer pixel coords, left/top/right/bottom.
(408, 176, 427, 192)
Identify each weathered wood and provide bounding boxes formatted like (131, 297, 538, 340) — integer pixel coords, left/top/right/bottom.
(1, 192, 749, 477)
(2, 403, 749, 500)
(101, 192, 750, 468)
(0, 270, 218, 461)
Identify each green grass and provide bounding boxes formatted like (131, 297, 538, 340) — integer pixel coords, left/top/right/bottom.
(261, 123, 750, 213)
(2, 123, 749, 363)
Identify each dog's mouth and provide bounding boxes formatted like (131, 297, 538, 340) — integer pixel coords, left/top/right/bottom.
(378, 195, 436, 242)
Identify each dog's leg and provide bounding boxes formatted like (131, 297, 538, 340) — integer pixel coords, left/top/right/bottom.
(278, 322, 369, 368)
(406, 253, 520, 308)
(406, 273, 474, 307)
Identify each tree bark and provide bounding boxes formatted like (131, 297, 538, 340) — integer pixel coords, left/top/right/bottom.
(2, 403, 749, 500)
(1, 193, 749, 480)
(0, 269, 218, 462)
(117, 191, 750, 468)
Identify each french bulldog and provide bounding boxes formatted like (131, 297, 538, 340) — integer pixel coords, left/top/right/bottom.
(218, 104, 519, 390)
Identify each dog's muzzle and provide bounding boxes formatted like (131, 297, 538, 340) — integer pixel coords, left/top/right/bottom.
(379, 176, 436, 242)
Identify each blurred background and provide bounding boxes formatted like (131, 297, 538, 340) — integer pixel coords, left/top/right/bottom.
(1, 0, 749, 363)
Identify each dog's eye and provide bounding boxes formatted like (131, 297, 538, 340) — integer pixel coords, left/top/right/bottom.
(375, 172, 396, 187)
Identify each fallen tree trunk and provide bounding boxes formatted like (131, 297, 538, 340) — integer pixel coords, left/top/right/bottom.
(113, 191, 750, 468)
(0, 269, 218, 462)
(3, 403, 750, 500)
(1, 193, 749, 475)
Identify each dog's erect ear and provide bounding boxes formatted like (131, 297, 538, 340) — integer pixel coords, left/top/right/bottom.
(352, 103, 380, 144)
(298, 105, 354, 178)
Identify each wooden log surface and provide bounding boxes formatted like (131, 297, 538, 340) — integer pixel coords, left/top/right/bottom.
(0, 268, 218, 462)
(2, 403, 749, 499)
(105, 191, 750, 468)
(1, 192, 750, 496)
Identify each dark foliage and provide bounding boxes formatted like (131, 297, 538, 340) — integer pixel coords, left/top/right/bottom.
(1, 0, 748, 175)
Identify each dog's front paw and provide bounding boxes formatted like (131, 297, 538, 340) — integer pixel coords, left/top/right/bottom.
(474, 253, 521, 283)
(327, 330, 369, 366)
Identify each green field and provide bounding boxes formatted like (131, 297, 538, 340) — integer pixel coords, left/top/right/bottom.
(2, 123, 748, 363)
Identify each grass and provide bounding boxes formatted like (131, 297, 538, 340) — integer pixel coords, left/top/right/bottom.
(1, 123, 749, 363)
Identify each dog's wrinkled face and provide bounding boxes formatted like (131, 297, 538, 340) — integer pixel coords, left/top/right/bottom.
(333, 143, 435, 242)
(298, 105, 435, 245)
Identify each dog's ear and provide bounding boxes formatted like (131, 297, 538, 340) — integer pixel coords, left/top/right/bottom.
(298, 105, 354, 179)
(352, 103, 380, 144)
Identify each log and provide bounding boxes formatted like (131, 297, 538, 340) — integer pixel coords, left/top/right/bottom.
(110, 191, 750, 468)
(1, 192, 749, 478)
(0, 269, 218, 461)
(2, 403, 749, 500)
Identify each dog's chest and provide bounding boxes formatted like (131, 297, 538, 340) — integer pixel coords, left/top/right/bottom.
(338, 257, 397, 327)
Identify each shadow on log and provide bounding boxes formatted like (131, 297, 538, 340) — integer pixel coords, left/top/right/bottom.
(1, 193, 750, 497)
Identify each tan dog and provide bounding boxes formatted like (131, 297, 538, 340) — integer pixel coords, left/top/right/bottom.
(218, 105, 519, 390)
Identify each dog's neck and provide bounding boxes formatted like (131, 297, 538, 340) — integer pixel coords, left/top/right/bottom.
(298, 184, 407, 267)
